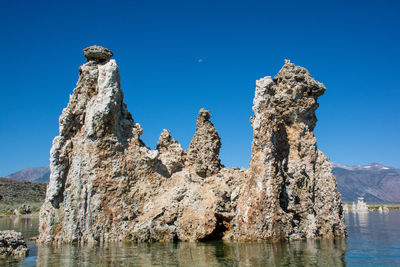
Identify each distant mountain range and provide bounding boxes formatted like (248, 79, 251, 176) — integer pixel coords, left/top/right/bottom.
(332, 162, 400, 203)
(7, 166, 50, 183)
(6, 163, 400, 203)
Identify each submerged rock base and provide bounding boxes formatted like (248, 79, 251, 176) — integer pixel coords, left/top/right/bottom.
(38, 46, 346, 243)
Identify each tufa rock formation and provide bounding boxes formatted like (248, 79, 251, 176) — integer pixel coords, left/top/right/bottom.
(0, 231, 29, 257)
(156, 129, 185, 177)
(235, 60, 345, 240)
(186, 108, 222, 178)
(83, 45, 113, 62)
(39, 47, 346, 243)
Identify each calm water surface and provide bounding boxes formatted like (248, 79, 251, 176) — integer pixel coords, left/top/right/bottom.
(0, 211, 399, 266)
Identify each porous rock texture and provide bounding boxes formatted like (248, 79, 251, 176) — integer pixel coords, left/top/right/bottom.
(39, 47, 346, 244)
(186, 108, 222, 178)
(83, 45, 113, 62)
(0, 231, 29, 257)
(235, 60, 346, 240)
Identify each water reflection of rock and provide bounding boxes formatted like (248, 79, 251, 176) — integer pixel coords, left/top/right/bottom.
(227, 240, 346, 266)
(35, 239, 346, 266)
(354, 211, 369, 234)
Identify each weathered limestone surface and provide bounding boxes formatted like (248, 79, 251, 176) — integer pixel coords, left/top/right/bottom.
(156, 129, 184, 177)
(0, 231, 29, 257)
(39, 47, 346, 244)
(186, 108, 222, 178)
(234, 60, 346, 240)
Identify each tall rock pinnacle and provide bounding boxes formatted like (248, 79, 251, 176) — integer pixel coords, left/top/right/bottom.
(39, 48, 345, 244)
(234, 60, 346, 240)
(40, 45, 147, 243)
(46, 45, 134, 208)
(186, 108, 222, 177)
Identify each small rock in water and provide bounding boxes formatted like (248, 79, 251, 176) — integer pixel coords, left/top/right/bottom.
(0, 230, 29, 257)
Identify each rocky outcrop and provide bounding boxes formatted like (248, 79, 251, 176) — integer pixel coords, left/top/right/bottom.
(186, 108, 222, 178)
(0, 231, 29, 257)
(234, 60, 346, 240)
(39, 47, 345, 244)
(156, 129, 184, 177)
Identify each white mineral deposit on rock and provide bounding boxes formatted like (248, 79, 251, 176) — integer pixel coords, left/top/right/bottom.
(38, 46, 346, 244)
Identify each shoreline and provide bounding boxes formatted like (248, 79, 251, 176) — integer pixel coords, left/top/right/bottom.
(0, 214, 39, 218)
(343, 203, 400, 211)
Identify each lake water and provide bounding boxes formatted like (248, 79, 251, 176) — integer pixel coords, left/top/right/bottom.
(1, 211, 399, 266)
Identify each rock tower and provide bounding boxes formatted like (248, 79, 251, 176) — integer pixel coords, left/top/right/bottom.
(38, 47, 346, 243)
(235, 60, 346, 240)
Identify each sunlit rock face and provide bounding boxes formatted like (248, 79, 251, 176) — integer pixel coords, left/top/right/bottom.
(234, 60, 346, 241)
(38, 48, 345, 244)
(186, 108, 222, 178)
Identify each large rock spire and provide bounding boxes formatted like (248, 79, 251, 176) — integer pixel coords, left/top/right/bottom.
(39, 46, 148, 243)
(234, 60, 346, 240)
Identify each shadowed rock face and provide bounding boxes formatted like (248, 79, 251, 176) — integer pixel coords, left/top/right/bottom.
(38, 48, 345, 244)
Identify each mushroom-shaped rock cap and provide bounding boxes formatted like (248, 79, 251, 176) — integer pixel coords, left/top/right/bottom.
(83, 45, 113, 62)
(198, 108, 211, 121)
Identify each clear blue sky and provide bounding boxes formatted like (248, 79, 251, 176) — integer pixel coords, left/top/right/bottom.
(1, 0, 399, 176)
